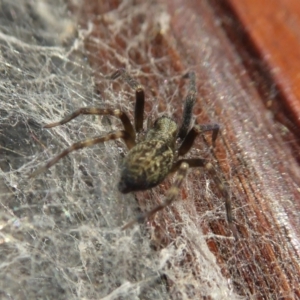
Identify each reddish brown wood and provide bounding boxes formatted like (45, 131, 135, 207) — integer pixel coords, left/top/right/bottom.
(227, 0, 300, 134)
(79, 0, 300, 298)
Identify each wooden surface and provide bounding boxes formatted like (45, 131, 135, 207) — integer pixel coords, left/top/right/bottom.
(227, 0, 300, 134)
(80, 0, 300, 298)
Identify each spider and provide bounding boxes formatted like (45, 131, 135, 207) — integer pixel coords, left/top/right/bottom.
(31, 69, 236, 237)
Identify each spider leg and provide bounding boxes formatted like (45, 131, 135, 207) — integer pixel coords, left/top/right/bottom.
(30, 130, 130, 178)
(178, 123, 220, 156)
(174, 158, 237, 239)
(170, 158, 206, 172)
(178, 72, 196, 140)
(122, 162, 189, 230)
(110, 69, 144, 133)
(44, 108, 136, 146)
(122, 157, 237, 239)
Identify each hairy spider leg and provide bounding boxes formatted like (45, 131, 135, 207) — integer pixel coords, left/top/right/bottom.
(170, 158, 206, 172)
(177, 125, 236, 237)
(122, 158, 206, 230)
(178, 72, 197, 140)
(122, 157, 238, 239)
(44, 108, 135, 144)
(201, 161, 237, 238)
(178, 123, 220, 156)
(30, 108, 136, 178)
(110, 68, 145, 133)
(30, 130, 132, 178)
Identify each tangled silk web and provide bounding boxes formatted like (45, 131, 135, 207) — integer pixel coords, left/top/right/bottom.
(0, 0, 241, 299)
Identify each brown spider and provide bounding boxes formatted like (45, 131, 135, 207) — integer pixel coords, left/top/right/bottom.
(31, 69, 236, 237)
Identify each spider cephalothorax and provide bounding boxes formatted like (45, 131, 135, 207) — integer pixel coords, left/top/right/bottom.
(31, 69, 236, 237)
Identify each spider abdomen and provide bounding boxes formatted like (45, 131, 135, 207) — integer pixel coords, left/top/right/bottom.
(118, 139, 174, 193)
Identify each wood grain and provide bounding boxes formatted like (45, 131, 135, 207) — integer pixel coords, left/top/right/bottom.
(80, 0, 300, 298)
(226, 0, 300, 136)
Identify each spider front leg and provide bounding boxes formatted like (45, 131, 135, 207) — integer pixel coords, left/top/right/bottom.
(110, 68, 145, 133)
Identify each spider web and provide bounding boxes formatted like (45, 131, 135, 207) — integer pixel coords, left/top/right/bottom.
(0, 1, 240, 299)
(1, 0, 299, 299)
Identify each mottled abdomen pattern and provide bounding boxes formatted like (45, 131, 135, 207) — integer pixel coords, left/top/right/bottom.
(118, 139, 174, 193)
